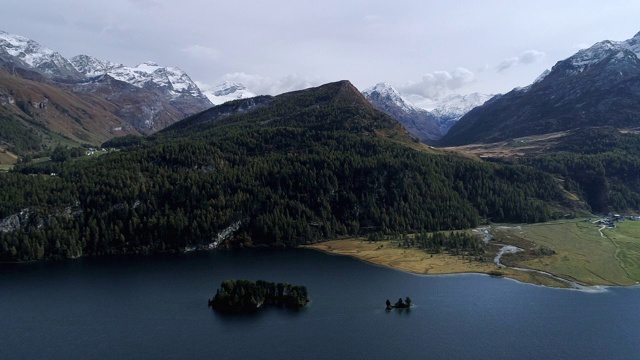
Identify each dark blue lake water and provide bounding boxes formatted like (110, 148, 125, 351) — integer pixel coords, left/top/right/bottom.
(1, 249, 639, 360)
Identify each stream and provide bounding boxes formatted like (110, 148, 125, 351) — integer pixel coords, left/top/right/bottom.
(477, 227, 603, 291)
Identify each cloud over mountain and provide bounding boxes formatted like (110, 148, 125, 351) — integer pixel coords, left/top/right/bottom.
(218, 72, 325, 96)
(181, 44, 220, 61)
(497, 50, 546, 72)
(398, 67, 475, 99)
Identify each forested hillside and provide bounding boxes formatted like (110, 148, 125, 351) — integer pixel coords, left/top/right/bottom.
(0, 81, 582, 261)
(497, 128, 640, 213)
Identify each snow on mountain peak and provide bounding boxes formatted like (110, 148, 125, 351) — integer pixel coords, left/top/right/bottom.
(203, 81, 256, 105)
(561, 32, 640, 76)
(70, 55, 204, 99)
(568, 40, 621, 73)
(0, 30, 81, 79)
(213, 81, 248, 96)
(363, 82, 422, 113)
(533, 69, 551, 84)
(620, 32, 640, 58)
(0, 31, 54, 63)
(430, 93, 494, 120)
(70, 55, 121, 77)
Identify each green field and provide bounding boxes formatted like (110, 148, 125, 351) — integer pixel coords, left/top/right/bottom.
(602, 220, 640, 284)
(494, 219, 640, 286)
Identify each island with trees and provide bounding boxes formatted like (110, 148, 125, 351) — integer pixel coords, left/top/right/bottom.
(208, 279, 309, 313)
(386, 297, 412, 310)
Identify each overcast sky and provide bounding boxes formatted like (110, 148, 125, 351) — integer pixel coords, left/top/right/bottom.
(2, 0, 640, 101)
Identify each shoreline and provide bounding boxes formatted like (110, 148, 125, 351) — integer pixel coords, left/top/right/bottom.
(304, 239, 587, 289)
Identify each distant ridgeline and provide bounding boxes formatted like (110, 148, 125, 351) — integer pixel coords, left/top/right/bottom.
(209, 279, 309, 313)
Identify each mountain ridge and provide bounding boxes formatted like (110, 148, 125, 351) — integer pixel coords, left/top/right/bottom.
(163, 80, 410, 143)
(0, 30, 213, 154)
(363, 82, 441, 143)
(439, 31, 640, 146)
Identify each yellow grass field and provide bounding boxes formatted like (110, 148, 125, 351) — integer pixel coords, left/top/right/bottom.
(0, 147, 18, 166)
(305, 218, 640, 288)
(306, 238, 572, 288)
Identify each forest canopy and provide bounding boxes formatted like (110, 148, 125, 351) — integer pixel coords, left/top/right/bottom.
(209, 279, 309, 312)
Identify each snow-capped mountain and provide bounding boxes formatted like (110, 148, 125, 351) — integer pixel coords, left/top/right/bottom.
(202, 81, 256, 105)
(430, 93, 494, 133)
(440, 31, 640, 146)
(0, 30, 213, 136)
(0, 31, 82, 80)
(363, 82, 425, 114)
(363, 83, 442, 143)
(70, 55, 206, 100)
(564, 34, 640, 75)
(363, 82, 492, 140)
(68, 54, 119, 78)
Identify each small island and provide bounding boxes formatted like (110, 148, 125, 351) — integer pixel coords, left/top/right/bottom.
(208, 279, 309, 313)
(386, 297, 412, 310)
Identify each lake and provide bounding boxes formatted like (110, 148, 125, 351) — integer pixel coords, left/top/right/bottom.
(1, 249, 639, 359)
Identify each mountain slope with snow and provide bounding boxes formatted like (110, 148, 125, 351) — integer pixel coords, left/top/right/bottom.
(363, 83, 441, 143)
(430, 93, 494, 133)
(202, 81, 256, 105)
(70, 56, 207, 101)
(0, 30, 213, 138)
(0, 31, 83, 80)
(440, 31, 640, 146)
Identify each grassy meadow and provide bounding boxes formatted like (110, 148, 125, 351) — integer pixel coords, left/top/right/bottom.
(307, 218, 640, 288)
(499, 219, 640, 286)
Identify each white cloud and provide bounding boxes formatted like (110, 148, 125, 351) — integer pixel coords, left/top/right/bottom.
(269, 74, 325, 95)
(497, 57, 519, 72)
(520, 50, 546, 64)
(497, 50, 546, 72)
(398, 67, 475, 99)
(181, 44, 220, 61)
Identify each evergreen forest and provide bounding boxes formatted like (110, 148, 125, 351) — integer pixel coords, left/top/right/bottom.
(209, 279, 309, 312)
(0, 81, 583, 261)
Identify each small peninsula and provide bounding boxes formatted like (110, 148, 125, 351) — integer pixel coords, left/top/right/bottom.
(306, 219, 640, 288)
(209, 279, 309, 313)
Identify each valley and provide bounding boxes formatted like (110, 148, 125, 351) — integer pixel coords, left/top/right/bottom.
(4, 6, 640, 360)
(1, 30, 640, 291)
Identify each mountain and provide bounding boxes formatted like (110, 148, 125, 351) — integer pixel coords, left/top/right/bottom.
(69, 55, 212, 131)
(0, 31, 212, 157)
(0, 31, 83, 81)
(166, 80, 409, 139)
(362, 83, 441, 143)
(429, 93, 495, 134)
(0, 64, 139, 155)
(202, 81, 256, 105)
(440, 31, 640, 146)
(1, 80, 583, 261)
(70, 56, 207, 102)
